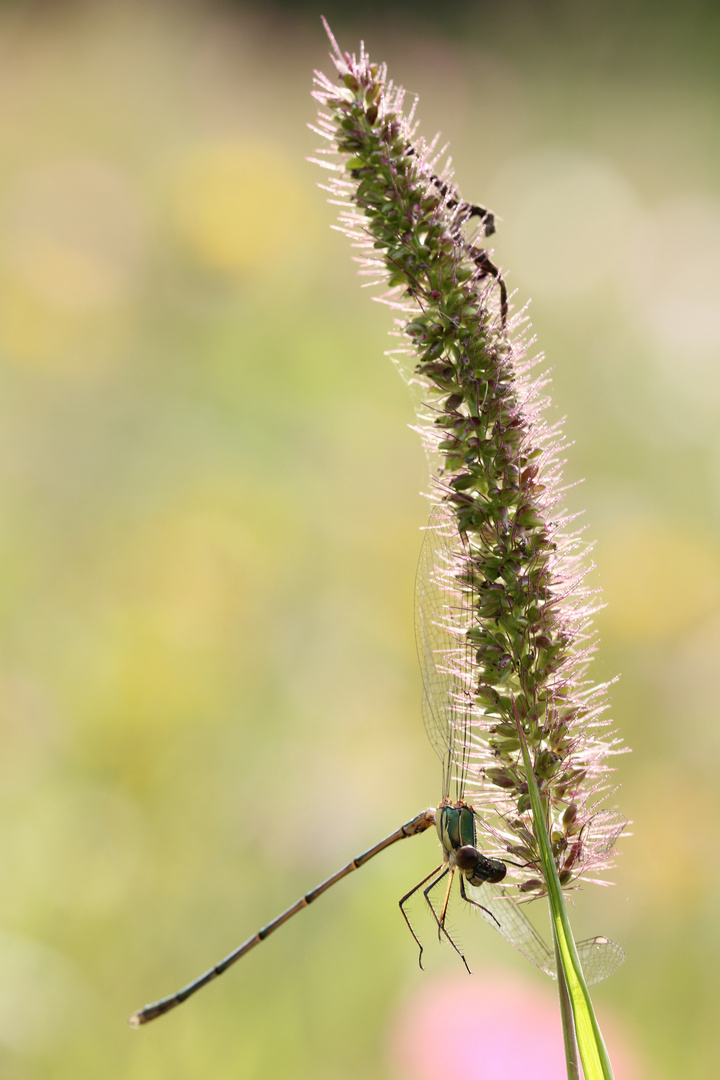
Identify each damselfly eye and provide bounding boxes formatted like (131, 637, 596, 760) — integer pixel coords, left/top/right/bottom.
(455, 845, 480, 871)
(486, 860, 507, 884)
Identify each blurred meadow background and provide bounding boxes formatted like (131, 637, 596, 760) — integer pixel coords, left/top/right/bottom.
(0, 0, 718, 1076)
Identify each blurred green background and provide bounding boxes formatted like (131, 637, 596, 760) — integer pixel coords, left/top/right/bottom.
(0, 0, 718, 1077)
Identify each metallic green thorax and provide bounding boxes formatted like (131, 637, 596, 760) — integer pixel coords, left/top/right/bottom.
(437, 801, 476, 852)
(437, 800, 506, 887)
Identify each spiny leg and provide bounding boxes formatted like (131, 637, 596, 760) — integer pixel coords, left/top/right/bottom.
(398, 863, 444, 970)
(423, 866, 451, 944)
(403, 144, 496, 236)
(455, 200, 495, 235)
(437, 184, 495, 235)
(424, 868, 472, 974)
(361, 144, 505, 323)
(458, 875, 501, 929)
(469, 246, 508, 329)
(400, 145, 504, 320)
(438, 867, 455, 936)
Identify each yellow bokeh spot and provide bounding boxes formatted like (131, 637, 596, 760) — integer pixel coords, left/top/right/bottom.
(0, 279, 76, 366)
(598, 517, 720, 640)
(171, 141, 307, 273)
(0, 277, 125, 373)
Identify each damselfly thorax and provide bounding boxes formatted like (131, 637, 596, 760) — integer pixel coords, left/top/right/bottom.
(437, 799, 506, 886)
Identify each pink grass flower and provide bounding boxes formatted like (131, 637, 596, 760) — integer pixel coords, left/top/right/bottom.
(312, 26, 626, 897)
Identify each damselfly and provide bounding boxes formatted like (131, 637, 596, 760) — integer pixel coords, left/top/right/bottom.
(128, 507, 623, 1026)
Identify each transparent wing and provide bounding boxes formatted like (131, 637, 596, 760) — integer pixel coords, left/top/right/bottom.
(414, 504, 474, 799)
(415, 509, 454, 764)
(471, 882, 554, 974)
(582, 810, 627, 856)
(468, 881, 625, 985)
(576, 937, 626, 986)
(417, 508, 625, 985)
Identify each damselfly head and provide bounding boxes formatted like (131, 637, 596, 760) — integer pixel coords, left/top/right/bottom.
(454, 845, 507, 886)
(482, 858, 507, 886)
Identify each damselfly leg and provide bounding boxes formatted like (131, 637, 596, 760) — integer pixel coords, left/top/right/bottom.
(400, 144, 508, 329)
(398, 862, 443, 970)
(458, 874, 501, 925)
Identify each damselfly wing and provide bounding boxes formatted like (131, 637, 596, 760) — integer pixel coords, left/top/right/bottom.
(414, 502, 624, 983)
